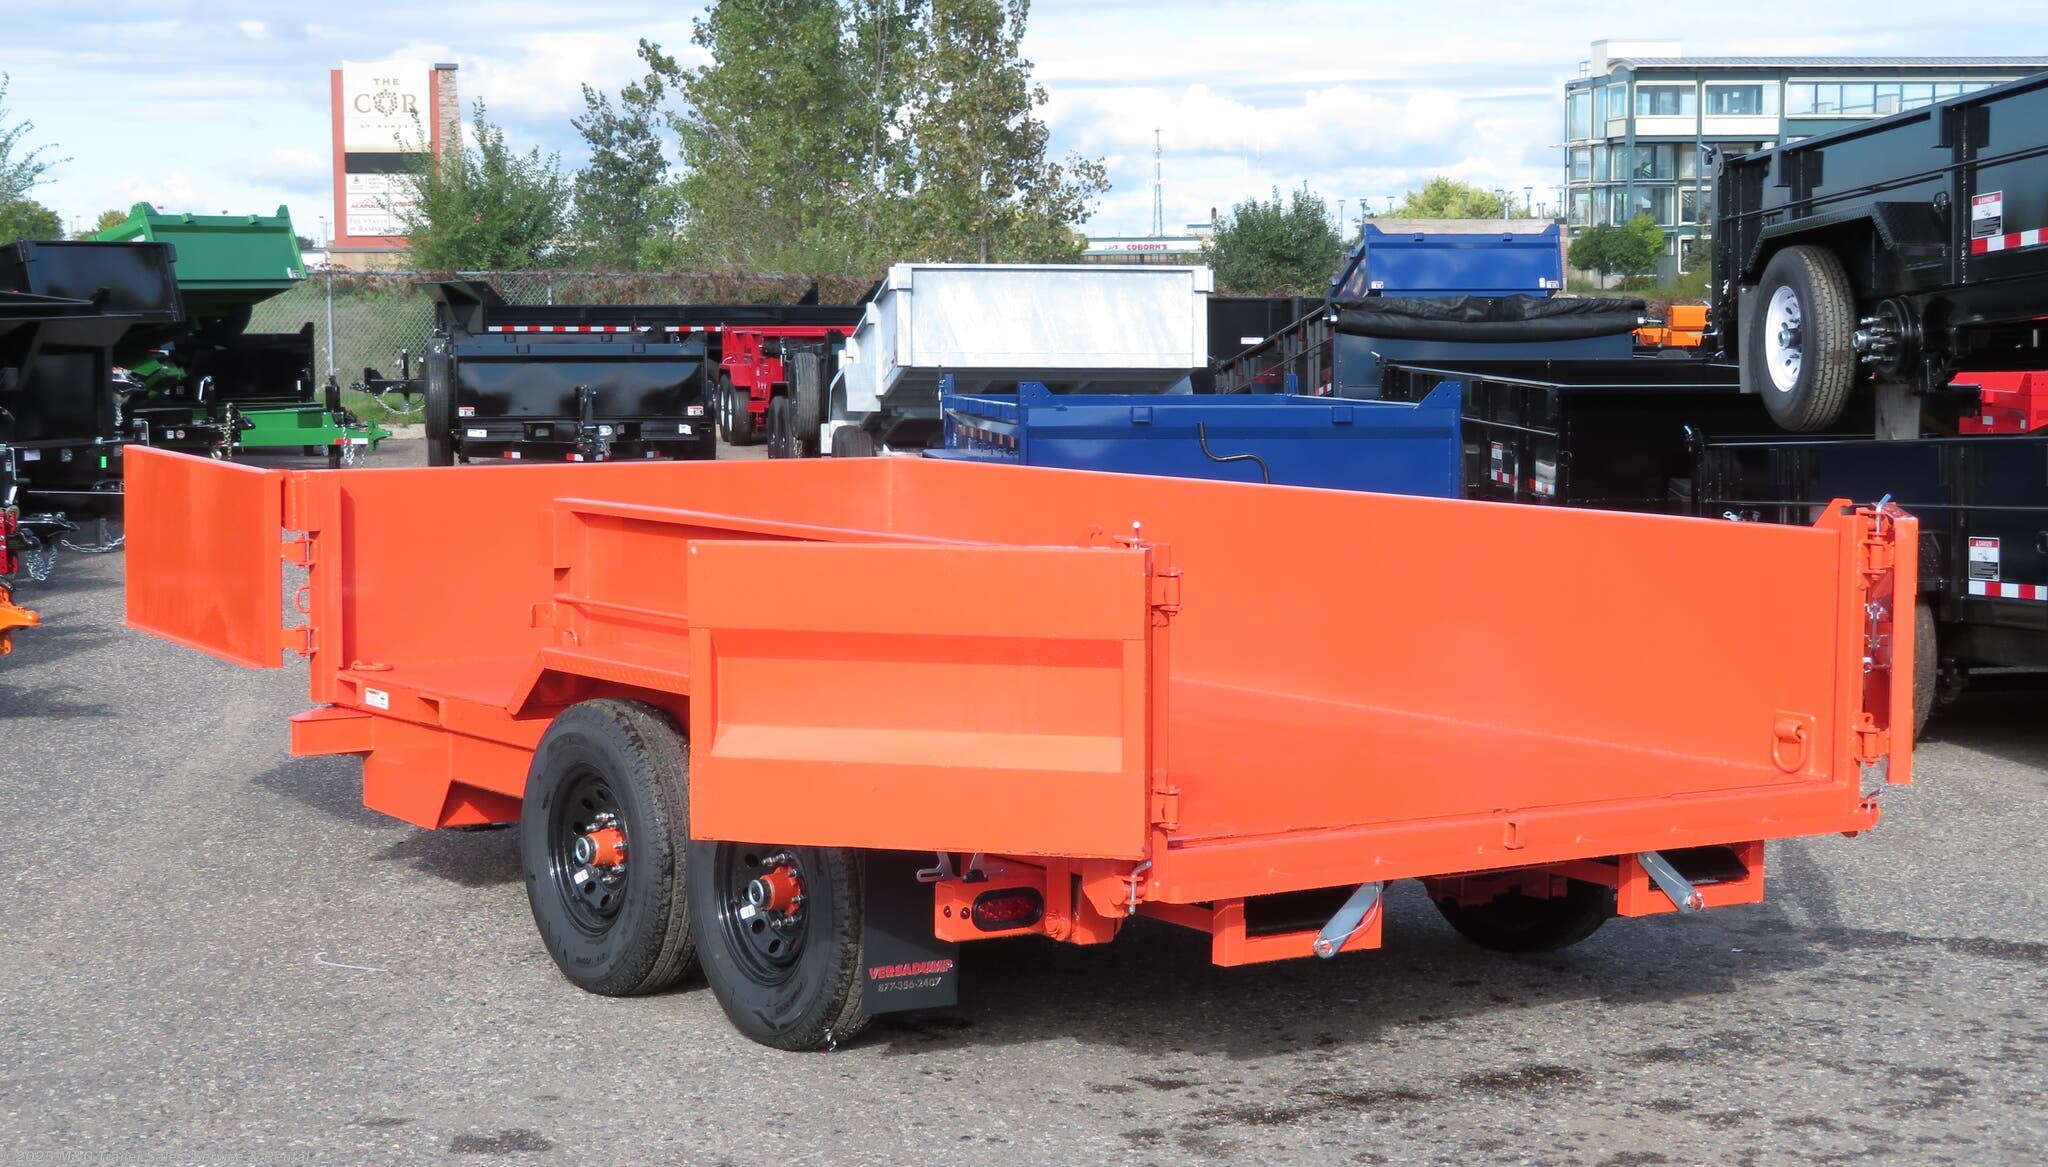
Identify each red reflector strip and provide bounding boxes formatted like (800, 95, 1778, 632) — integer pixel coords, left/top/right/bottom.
(1971, 228, 2048, 255)
(486, 325, 650, 333)
(1968, 580, 2048, 600)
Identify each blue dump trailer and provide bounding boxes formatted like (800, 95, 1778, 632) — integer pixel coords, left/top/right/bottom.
(1329, 222, 1566, 299)
(1214, 221, 1642, 396)
(932, 376, 1462, 496)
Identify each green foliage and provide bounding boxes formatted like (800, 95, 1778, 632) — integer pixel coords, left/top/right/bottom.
(398, 101, 572, 271)
(1207, 185, 1341, 296)
(1570, 214, 1665, 284)
(0, 198, 62, 243)
(1389, 176, 1527, 221)
(650, 0, 1103, 271)
(657, 1, 906, 272)
(887, 0, 1108, 263)
(92, 208, 129, 234)
(571, 43, 683, 270)
(0, 74, 65, 206)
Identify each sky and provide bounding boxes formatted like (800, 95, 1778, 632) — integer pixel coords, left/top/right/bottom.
(6, 0, 2047, 242)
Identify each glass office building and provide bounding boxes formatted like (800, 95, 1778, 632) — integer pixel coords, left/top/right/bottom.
(1562, 41, 2046, 281)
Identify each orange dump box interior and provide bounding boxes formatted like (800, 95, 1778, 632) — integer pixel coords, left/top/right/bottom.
(125, 446, 1914, 959)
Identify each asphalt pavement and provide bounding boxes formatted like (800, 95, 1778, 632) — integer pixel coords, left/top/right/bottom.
(0, 440, 2042, 1166)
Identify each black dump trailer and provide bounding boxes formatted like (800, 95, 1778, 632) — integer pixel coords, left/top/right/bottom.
(1198, 295, 1321, 391)
(424, 282, 862, 466)
(1379, 358, 1874, 512)
(1215, 297, 1644, 397)
(1715, 71, 2048, 434)
(1701, 429, 2048, 731)
(0, 241, 182, 511)
(426, 282, 715, 466)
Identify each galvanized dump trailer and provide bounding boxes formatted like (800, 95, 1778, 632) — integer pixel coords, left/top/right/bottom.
(127, 446, 1915, 1051)
(1713, 72, 2048, 433)
(824, 264, 1212, 454)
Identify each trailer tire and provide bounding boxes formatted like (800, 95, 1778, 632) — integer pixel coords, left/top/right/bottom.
(424, 373, 456, 468)
(830, 426, 876, 458)
(718, 374, 758, 446)
(789, 350, 824, 457)
(1434, 879, 1614, 954)
(1746, 245, 1858, 431)
(688, 841, 871, 1050)
(766, 396, 795, 459)
(521, 699, 698, 997)
(1913, 599, 1937, 738)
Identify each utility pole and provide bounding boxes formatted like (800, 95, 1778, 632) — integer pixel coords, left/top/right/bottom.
(1151, 129, 1164, 237)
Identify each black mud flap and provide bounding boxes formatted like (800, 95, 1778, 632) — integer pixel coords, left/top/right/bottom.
(859, 851, 959, 1015)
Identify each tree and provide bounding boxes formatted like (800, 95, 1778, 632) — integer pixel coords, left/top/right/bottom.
(0, 198, 62, 243)
(93, 208, 130, 234)
(887, 0, 1108, 263)
(1569, 214, 1664, 286)
(657, 1, 909, 272)
(398, 101, 571, 271)
(1389, 176, 1524, 220)
(570, 42, 682, 270)
(1, 73, 65, 206)
(1206, 185, 1341, 296)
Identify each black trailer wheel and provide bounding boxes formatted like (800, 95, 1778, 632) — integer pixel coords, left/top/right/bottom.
(521, 699, 697, 996)
(1913, 599, 1937, 738)
(789, 350, 824, 457)
(766, 396, 795, 459)
(687, 841, 870, 1050)
(1746, 245, 1858, 431)
(719, 374, 758, 446)
(1434, 880, 1614, 954)
(829, 425, 876, 458)
(424, 369, 456, 468)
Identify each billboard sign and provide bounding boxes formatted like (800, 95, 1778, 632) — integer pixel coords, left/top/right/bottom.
(333, 60, 435, 245)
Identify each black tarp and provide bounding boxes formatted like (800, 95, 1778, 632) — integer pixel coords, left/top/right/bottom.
(1334, 295, 1646, 342)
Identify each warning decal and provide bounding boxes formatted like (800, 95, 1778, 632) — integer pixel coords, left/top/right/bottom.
(1969, 536, 2001, 581)
(1972, 191, 2004, 239)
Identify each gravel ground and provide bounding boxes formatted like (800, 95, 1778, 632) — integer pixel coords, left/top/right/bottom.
(0, 440, 2041, 1166)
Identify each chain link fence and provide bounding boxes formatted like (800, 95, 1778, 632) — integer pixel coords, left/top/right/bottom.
(250, 270, 875, 422)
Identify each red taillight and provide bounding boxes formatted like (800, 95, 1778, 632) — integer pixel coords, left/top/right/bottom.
(970, 888, 1043, 931)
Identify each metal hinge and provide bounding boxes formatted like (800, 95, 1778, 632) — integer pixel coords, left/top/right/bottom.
(1150, 786, 1181, 831)
(1150, 568, 1183, 615)
(1859, 534, 1894, 578)
(282, 533, 314, 568)
(286, 625, 315, 658)
(1853, 712, 1890, 764)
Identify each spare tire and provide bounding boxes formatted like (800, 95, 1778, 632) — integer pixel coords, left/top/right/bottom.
(1745, 245, 1858, 431)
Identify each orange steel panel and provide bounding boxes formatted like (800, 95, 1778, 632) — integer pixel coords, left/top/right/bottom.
(123, 445, 287, 669)
(0, 585, 35, 655)
(688, 540, 1155, 859)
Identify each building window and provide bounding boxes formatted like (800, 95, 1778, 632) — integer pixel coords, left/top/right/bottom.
(1677, 144, 1703, 180)
(1680, 187, 1705, 225)
(1591, 144, 1609, 181)
(1787, 79, 1999, 118)
(1609, 188, 1629, 225)
(1604, 83, 1627, 122)
(1635, 85, 1697, 117)
(1618, 144, 1675, 181)
(1568, 92, 1592, 139)
(1570, 147, 1592, 182)
(1569, 189, 1592, 226)
(1705, 83, 1778, 117)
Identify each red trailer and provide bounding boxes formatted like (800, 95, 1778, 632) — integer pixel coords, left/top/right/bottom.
(711, 326, 837, 449)
(125, 447, 1916, 1050)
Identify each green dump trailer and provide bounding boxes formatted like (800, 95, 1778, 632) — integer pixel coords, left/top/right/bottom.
(94, 204, 388, 462)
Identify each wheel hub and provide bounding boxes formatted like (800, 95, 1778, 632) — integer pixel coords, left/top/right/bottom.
(1764, 285, 1804, 393)
(746, 863, 804, 916)
(574, 817, 628, 870)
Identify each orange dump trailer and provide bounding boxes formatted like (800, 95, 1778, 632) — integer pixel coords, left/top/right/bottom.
(124, 445, 1916, 1049)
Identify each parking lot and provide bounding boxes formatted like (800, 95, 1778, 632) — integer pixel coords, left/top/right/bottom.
(1, 441, 2043, 1166)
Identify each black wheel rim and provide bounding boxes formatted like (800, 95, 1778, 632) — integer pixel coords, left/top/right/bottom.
(546, 766, 630, 934)
(712, 844, 808, 984)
